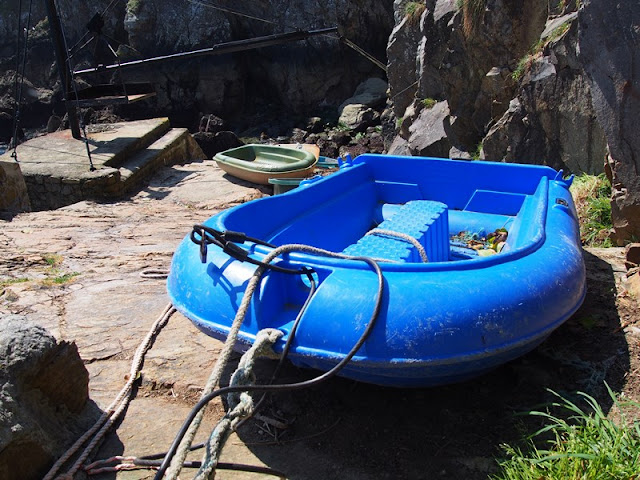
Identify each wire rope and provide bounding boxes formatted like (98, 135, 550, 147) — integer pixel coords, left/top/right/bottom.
(54, 0, 96, 170)
(10, 0, 34, 156)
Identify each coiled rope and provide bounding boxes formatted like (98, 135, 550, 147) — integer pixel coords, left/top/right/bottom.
(43, 303, 176, 480)
(159, 242, 384, 480)
(194, 328, 283, 479)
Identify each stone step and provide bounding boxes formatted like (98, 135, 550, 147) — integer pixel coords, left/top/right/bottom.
(117, 128, 205, 194)
(9, 119, 205, 211)
(102, 118, 171, 168)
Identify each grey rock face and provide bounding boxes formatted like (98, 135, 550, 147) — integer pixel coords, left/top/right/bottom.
(483, 20, 607, 174)
(339, 77, 388, 112)
(0, 316, 95, 480)
(1, 0, 394, 125)
(408, 100, 451, 157)
(578, 0, 640, 244)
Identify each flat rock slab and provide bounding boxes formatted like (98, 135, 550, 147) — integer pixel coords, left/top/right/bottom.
(1, 118, 170, 176)
(1, 159, 639, 480)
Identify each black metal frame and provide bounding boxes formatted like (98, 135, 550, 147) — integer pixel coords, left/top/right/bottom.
(44, 0, 338, 140)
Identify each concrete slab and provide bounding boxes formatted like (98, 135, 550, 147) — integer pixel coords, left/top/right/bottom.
(3, 118, 170, 174)
(0, 118, 205, 211)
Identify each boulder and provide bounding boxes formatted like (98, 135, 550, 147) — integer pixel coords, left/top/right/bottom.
(387, 134, 411, 156)
(338, 77, 388, 112)
(193, 131, 243, 159)
(198, 114, 225, 134)
(407, 100, 451, 157)
(578, 0, 640, 244)
(625, 243, 640, 270)
(0, 316, 95, 480)
(338, 104, 380, 132)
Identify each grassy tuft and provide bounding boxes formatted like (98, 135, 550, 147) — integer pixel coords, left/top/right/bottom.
(570, 173, 613, 247)
(471, 142, 483, 160)
(459, 0, 486, 37)
(0, 277, 29, 288)
(493, 385, 640, 479)
(421, 98, 437, 109)
(41, 272, 80, 287)
(126, 0, 143, 15)
(405, 2, 426, 23)
(512, 23, 571, 81)
(43, 253, 63, 266)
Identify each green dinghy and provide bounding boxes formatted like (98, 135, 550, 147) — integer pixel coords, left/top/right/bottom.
(214, 144, 318, 185)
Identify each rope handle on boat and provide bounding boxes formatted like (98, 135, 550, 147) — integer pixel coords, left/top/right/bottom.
(191, 225, 314, 275)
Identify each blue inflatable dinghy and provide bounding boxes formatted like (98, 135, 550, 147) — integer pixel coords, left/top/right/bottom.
(168, 154, 586, 387)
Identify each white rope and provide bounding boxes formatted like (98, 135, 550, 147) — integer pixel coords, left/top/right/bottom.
(366, 228, 429, 262)
(43, 303, 176, 480)
(195, 328, 283, 480)
(165, 243, 381, 479)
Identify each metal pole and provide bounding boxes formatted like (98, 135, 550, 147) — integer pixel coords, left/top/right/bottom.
(44, 0, 81, 139)
(74, 27, 339, 76)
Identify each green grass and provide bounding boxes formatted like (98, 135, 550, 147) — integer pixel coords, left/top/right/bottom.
(126, 0, 143, 15)
(43, 253, 63, 266)
(458, 0, 486, 36)
(570, 173, 613, 247)
(405, 2, 426, 23)
(494, 385, 640, 479)
(41, 272, 80, 287)
(421, 98, 437, 109)
(471, 142, 483, 161)
(512, 23, 571, 81)
(0, 277, 29, 288)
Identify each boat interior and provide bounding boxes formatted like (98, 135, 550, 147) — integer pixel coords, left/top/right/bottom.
(215, 155, 560, 263)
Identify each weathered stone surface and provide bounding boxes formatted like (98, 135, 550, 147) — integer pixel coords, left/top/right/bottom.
(482, 98, 526, 162)
(0, 316, 94, 480)
(388, 0, 549, 153)
(625, 243, 640, 270)
(387, 134, 410, 155)
(472, 66, 515, 132)
(407, 100, 451, 157)
(0, 157, 30, 216)
(387, 12, 424, 118)
(2, 0, 394, 127)
(481, 16, 607, 173)
(579, 0, 640, 244)
(338, 104, 379, 132)
(338, 77, 388, 112)
(198, 114, 225, 134)
(0, 112, 12, 142)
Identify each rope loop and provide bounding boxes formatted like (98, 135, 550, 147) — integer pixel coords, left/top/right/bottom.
(194, 328, 283, 480)
(366, 228, 429, 262)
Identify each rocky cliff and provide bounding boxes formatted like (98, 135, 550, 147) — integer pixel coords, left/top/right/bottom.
(385, 0, 639, 243)
(0, 0, 392, 131)
(1, 0, 639, 242)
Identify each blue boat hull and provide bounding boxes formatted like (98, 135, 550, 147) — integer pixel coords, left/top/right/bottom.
(168, 154, 586, 387)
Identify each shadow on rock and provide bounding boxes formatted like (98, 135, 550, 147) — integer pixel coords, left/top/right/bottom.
(0, 317, 111, 480)
(225, 249, 629, 480)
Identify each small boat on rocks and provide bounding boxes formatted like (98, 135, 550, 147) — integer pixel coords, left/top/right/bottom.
(214, 144, 318, 185)
(168, 154, 586, 387)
